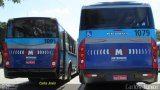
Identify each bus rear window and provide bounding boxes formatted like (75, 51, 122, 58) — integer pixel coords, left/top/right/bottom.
(7, 18, 58, 38)
(80, 7, 154, 30)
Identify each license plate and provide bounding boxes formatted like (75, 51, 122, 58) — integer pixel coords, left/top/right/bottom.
(113, 75, 127, 80)
(26, 60, 35, 64)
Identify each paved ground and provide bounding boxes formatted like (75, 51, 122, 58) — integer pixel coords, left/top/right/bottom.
(0, 68, 160, 90)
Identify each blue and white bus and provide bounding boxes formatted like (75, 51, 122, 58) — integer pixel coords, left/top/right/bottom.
(4, 17, 77, 82)
(78, 2, 158, 84)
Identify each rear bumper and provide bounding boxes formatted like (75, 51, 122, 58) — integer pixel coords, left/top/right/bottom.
(4, 68, 58, 79)
(79, 69, 158, 84)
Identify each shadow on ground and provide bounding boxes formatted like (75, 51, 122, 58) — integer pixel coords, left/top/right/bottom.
(78, 83, 146, 90)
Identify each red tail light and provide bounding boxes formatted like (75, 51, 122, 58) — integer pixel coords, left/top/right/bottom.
(51, 43, 59, 68)
(142, 74, 153, 77)
(3, 44, 10, 68)
(78, 39, 86, 69)
(151, 39, 158, 70)
(86, 73, 98, 78)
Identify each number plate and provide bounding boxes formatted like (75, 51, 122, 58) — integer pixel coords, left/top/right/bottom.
(26, 60, 35, 64)
(113, 75, 127, 80)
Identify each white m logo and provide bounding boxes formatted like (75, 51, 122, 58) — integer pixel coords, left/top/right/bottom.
(28, 50, 33, 55)
(115, 49, 123, 55)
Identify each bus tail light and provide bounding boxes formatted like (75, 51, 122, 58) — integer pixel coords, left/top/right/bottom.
(51, 43, 59, 68)
(78, 39, 86, 69)
(3, 44, 11, 68)
(86, 74, 97, 78)
(151, 38, 158, 70)
(142, 74, 153, 77)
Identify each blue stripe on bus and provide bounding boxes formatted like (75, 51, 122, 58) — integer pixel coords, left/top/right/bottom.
(78, 29, 156, 42)
(5, 38, 59, 45)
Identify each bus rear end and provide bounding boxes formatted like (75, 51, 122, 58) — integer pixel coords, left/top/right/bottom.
(78, 2, 158, 84)
(4, 17, 59, 79)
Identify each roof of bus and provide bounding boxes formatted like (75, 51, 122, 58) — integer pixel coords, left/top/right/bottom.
(82, 1, 150, 9)
(8, 17, 57, 21)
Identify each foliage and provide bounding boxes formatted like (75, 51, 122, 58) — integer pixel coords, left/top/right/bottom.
(0, 22, 6, 30)
(0, 0, 21, 7)
(0, 22, 6, 51)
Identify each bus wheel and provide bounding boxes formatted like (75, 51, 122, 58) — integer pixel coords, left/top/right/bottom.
(28, 78, 40, 83)
(67, 66, 72, 81)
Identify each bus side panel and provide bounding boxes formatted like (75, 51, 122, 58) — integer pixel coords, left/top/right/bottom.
(64, 52, 77, 80)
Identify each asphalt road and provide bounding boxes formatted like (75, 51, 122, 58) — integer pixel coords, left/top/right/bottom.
(0, 68, 160, 90)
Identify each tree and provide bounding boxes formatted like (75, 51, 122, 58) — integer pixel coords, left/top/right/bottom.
(0, 22, 6, 30)
(0, 22, 6, 52)
(0, 0, 21, 7)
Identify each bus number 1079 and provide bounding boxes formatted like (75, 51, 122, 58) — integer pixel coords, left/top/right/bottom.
(134, 30, 150, 36)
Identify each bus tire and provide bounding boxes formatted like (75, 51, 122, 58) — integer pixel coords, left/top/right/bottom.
(67, 65, 72, 81)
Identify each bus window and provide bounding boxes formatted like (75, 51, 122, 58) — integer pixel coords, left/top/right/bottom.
(158, 46, 160, 57)
(60, 32, 64, 50)
(8, 19, 58, 38)
(72, 41, 75, 54)
(80, 7, 154, 30)
(65, 32, 69, 51)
